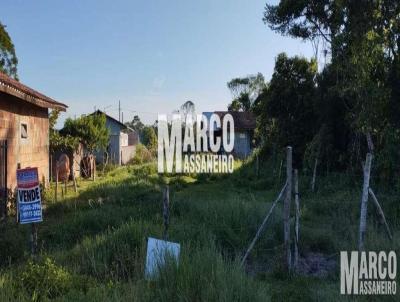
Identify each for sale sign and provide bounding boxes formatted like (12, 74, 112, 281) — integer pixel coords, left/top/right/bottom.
(17, 167, 42, 224)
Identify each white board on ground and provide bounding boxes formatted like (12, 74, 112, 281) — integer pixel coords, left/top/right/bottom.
(145, 237, 180, 280)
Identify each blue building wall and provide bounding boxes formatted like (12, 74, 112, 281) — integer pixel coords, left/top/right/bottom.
(95, 118, 125, 165)
(202, 111, 254, 159)
(233, 131, 251, 159)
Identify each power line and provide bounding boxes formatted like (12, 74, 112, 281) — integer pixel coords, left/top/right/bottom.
(121, 107, 158, 115)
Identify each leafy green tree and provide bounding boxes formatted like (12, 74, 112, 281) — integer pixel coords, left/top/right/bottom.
(125, 115, 144, 133)
(263, 0, 340, 45)
(258, 53, 318, 165)
(264, 0, 399, 125)
(0, 22, 18, 79)
(62, 113, 110, 155)
(180, 100, 195, 121)
(228, 94, 251, 112)
(263, 0, 400, 177)
(49, 110, 78, 153)
(227, 73, 266, 111)
(141, 126, 157, 153)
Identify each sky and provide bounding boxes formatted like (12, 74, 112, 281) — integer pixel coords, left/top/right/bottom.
(1, 0, 313, 127)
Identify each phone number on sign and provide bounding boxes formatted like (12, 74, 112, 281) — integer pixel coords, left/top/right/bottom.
(19, 203, 41, 211)
(20, 210, 41, 218)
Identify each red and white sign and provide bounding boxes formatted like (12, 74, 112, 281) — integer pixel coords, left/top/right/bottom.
(16, 167, 42, 224)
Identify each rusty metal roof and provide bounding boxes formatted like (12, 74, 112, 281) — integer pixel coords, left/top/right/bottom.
(214, 111, 256, 130)
(0, 71, 68, 111)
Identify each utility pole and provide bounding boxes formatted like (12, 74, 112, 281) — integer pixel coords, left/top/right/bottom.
(118, 100, 121, 122)
(122, 112, 124, 124)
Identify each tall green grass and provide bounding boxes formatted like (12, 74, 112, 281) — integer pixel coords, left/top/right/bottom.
(0, 158, 399, 301)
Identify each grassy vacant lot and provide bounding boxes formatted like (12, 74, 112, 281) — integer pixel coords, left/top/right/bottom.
(0, 157, 399, 301)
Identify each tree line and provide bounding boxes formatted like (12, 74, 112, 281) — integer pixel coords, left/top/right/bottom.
(1, 1, 398, 181)
(227, 1, 399, 182)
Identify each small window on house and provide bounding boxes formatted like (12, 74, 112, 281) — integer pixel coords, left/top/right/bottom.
(21, 123, 28, 139)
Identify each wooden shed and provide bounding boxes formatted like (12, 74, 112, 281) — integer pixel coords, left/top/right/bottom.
(0, 72, 67, 216)
(213, 111, 256, 159)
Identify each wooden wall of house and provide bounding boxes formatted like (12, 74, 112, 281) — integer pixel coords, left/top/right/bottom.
(0, 92, 49, 190)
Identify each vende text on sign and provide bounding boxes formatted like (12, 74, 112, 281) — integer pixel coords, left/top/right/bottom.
(17, 167, 43, 224)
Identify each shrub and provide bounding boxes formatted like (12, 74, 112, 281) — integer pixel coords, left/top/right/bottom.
(19, 258, 72, 301)
(131, 144, 153, 165)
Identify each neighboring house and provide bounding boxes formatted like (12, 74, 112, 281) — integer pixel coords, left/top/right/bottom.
(204, 111, 256, 159)
(128, 129, 140, 146)
(92, 110, 136, 165)
(0, 71, 67, 210)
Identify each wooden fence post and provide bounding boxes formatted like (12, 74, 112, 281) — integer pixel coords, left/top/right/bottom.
(368, 188, 393, 240)
(359, 153, 372, 251)
(284, 146, 292, 272)
(241, 182, 287, 266)
(31, 223, 38, 256)
(163, 185, 170, 240)
(55, 167, 58, 202)
(278, 159, 283, 181)
(366, 132, 374, 153)
(256, 154, 259, 178)
(294, 169, 300, 271)
(94, 158, 96, 181)
(49, 155, 52, 188)
(311, 158, 318, 192)
(311, 146, 320, 192)
(72, 170, 78, 193)
(92, 156, 96, 181)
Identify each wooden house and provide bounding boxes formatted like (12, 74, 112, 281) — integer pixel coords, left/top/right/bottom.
(0, 72, 67, 216)
(204, 111, 256, 159)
